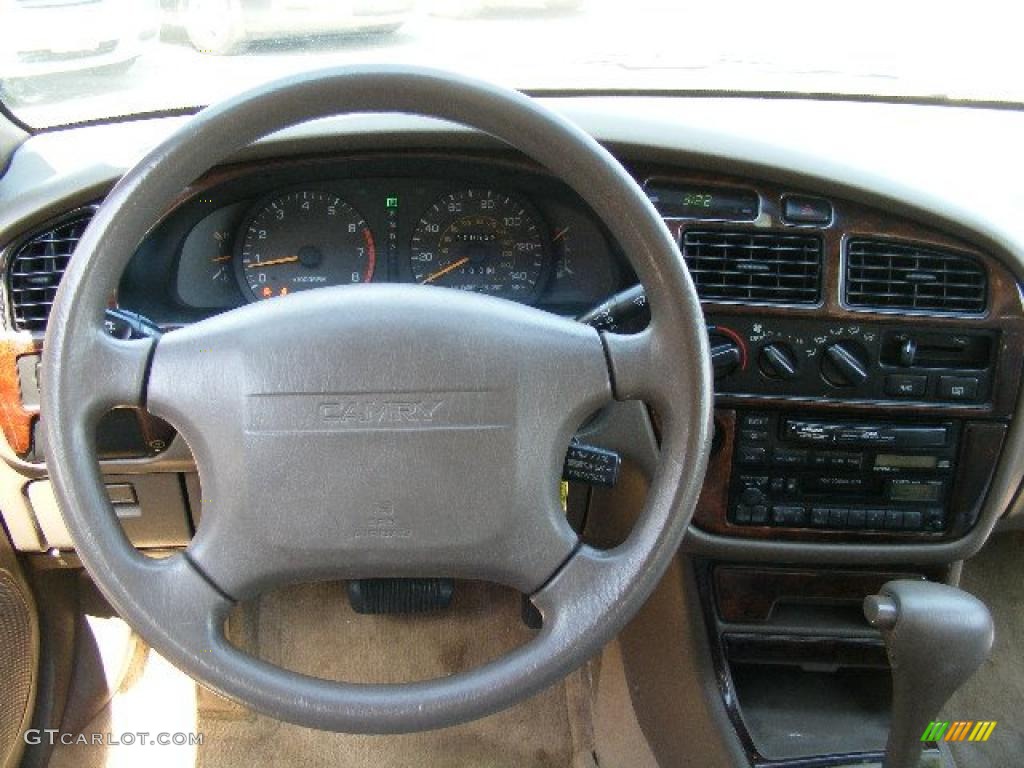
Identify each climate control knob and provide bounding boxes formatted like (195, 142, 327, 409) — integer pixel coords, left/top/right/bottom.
(708, 332, 743, 379)
(758, 342, 800, 380)
(821, 340, 870, 386)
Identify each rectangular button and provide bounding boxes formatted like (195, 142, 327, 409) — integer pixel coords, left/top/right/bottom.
(749, 505, 769, 525)
(738, 474, 770, 489)
(938, 376, 979, 401)
(865, 509, 887, 529)
(741, 413, 770, 428)
(923, 508, 946, 532)
(733, 506, 752, 524)
(828, 452, 864, 470)
(740, 429, 770, 443)
(810, 507, 830, 528)
(772, 505, 807, 526)
(885, 374, 927, 398)
(782, 195, 833, 224)
(828, 508, 849, 529)
(105, 483, 138, 506)
(846, 508, 866, 529)
(902, 510, 923, 531)
(773, 449, 808, 467)
(884, 510, 905, 530)
(738, 446, 768, 465)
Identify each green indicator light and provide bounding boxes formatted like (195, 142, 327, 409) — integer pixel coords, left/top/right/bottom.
(386, 196, 399, 209)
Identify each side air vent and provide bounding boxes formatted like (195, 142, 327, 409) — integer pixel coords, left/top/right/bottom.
(7, 210, 94, 332)
(845, 239, 987, 315)
(681, 230, 822, 305)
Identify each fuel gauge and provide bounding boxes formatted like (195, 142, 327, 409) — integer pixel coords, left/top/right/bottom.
(544, 210, 617, 310)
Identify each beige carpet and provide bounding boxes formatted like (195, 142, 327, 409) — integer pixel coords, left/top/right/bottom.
(941, 531, 1024, 768)
(48, 581, 602, 768)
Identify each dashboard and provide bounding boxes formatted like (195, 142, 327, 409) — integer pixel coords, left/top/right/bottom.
(5, 97, 1024, 768)
(1, 97, 1024, 570)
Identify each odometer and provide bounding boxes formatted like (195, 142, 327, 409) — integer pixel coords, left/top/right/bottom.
(236, 190, 375, 301)
(410, 189, 549, 299)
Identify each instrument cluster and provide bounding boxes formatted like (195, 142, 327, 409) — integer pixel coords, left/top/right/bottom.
(162, 168, 622, 319)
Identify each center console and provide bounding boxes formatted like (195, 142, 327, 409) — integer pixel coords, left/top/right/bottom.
(690, 306, 1016, 543)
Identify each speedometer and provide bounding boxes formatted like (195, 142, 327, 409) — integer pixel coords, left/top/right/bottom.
(410, 189, 549, 299)
(236, 190, 375, 301)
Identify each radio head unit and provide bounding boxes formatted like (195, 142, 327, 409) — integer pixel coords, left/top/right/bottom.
(730, 413, 959, 535)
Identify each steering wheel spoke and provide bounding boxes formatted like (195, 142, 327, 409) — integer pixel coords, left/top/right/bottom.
(64, 329, 155, 417)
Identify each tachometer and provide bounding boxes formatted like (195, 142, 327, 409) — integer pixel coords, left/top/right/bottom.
(236, 190, 375, 301)
(410, 189, 549, 299)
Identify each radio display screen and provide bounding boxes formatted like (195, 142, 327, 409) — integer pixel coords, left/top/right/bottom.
(875, 454, 939, 470)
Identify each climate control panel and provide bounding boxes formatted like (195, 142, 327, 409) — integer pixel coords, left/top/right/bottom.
(707, 316, 996, 405)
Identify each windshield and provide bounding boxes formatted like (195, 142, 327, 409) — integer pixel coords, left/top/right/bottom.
(0, 0, 1018, 129)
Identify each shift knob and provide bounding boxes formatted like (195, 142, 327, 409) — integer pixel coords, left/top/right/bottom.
(864, 580, 994, 768)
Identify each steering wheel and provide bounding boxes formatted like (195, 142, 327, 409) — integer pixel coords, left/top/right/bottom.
(41, 66, 712, 734)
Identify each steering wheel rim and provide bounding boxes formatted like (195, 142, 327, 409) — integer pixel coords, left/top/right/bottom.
(41, 65, 712, 734)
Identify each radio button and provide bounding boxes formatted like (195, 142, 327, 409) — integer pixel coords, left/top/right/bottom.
(884, 510, 905, 530)
(810, 507, 830, 527)
(865, 509, 887, 529)
(902, 511, 923, 531)
(938, 376, 979, 401)
(924, 509, 946, 532)
(885, 374, 928, 398)
(828, 508, 849, 528)
(738, 474, 770, 489)
(740, 487, 767, 505)
(771, 505, 807, 526)
(738, 446, 768, 465)
(813, 453, 855, 469)
(773, 449, 808, 467)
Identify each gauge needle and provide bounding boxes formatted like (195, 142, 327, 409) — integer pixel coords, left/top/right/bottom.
(420, 256, 469, 284)
(245, 255, 299, 269)
(553, 226, 571, 242)
(211, 254, 232, 263)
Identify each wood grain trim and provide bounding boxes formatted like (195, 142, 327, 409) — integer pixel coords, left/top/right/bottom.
(713, 565, 922, 624)
(694, 410, 735, 529)
(0, 332, 39, 456)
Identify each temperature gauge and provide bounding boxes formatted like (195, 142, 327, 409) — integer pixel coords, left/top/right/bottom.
(175, 202, 247, 309)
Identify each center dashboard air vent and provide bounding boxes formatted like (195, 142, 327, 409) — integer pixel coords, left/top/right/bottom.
(681, 230, 822, 305)
(845, 239, 987, 315)
(7, 209, 94, 332)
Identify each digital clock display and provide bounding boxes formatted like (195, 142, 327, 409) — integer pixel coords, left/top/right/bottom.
(646, 183, 760, 221)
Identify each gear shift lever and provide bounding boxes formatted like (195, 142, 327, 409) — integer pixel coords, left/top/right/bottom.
(864, 580, 994, 768)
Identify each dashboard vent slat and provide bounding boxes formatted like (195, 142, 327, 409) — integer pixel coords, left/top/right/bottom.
(7, 211, 93, 332)
(845, 239, 987, 314)
(681, 230, 822, 305)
